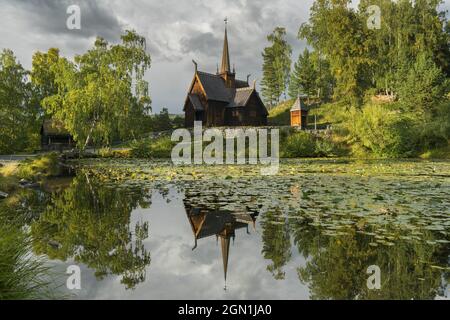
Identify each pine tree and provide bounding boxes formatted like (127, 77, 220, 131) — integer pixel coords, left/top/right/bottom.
(261, 27, 292, 108)
(288, 49, 317, 99)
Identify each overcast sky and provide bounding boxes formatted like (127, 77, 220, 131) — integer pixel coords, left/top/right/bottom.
(0, 0, 449, 114)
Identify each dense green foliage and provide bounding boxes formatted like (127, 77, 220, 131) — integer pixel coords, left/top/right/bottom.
(0, 222, 56, 299)
(130, 136, 174, 159)
(261, 27, 292, 108)
(299, 0, 450, 104)
(0, 50, 41, 153)
(281, 131, 341, 158)
(288, 49, 333, 100)
(0, 156, 63, 300)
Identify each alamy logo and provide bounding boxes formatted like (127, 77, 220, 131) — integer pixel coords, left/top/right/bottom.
(66, 5, 81, 30)
(367, 5, 381, 30)
(366, 265, 381, 290)
(171, 122, 279, 175)
(66, 265, 81, 290)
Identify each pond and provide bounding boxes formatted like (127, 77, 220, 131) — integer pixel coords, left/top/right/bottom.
(5, 159, 450, 299)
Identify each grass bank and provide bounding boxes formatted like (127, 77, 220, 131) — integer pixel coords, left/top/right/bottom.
(0, 153, 64, 299)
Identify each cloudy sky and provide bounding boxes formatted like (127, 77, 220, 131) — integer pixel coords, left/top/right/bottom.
(0, 0, 449, 114)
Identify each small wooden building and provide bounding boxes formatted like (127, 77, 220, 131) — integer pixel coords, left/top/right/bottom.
(40, 119, 74, 151)
(183, 21, 268, 127)
(290, 96, 309, 129)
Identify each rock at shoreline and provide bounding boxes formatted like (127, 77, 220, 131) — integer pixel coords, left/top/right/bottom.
(0, 191, 8, 199)
(19, 179, 40, 189)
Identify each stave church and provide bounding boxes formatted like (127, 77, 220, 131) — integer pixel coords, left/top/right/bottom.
(183, 20, 268, 127)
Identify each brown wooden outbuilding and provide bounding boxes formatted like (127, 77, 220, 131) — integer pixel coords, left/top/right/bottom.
(290, 96, 309, 129)
(40, 119, 74, 151)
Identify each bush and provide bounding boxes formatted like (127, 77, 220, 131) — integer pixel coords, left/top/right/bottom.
(346, 104, 419, 158)
(130, 136, 174, 159)
(149, 136, 174, 158)
(314, 138, 338, 157)
(282, 132, 316, 157)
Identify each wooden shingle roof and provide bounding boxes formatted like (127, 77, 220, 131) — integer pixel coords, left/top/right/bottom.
(197, 71, 232, 102)
(41, 119, 70, 136)
(232, 87, 254, 107)
(188, 94, 204, 111)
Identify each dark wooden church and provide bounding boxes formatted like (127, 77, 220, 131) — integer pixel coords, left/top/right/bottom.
(183, 21, 268, 127)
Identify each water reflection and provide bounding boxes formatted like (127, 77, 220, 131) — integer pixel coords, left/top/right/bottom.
(184, 202, 258, 289)
(1, 166, 448, 299)
(31, 174, 152, 289)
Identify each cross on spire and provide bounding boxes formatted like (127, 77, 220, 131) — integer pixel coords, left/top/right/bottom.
(220, 18, 231, 74)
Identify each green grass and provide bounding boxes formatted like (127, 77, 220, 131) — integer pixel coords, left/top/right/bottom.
(0, 163, 20, 193)
(16, 153, 60, 181)
(0, 154, 64, 299)
(267, 99, 294, 126)
(0, 223, 59, 299)
(420, 142, 450, 159)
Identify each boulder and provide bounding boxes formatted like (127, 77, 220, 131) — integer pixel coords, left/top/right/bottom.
(0, 191, 8, 199)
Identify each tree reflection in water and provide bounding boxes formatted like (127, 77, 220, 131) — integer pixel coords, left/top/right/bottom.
(31, 173, 152, 289)
(291, 219, 450, 299)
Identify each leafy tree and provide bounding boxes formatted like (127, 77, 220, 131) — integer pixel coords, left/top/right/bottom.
(31, 48, 60, 109)
(299, 0, 370, 105)
(151, 107, 172, 132)
(261, 27, 292, 108)
(0, 49, 39, 153)
(43, 30, 151, 149)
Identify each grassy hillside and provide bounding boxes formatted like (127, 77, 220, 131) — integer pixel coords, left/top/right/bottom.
(267, 99, 294, 126)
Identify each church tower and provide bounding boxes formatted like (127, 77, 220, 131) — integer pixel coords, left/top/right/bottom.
(218, 18, 235, 88)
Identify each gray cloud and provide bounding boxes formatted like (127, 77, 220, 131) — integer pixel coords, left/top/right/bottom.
(10, 0, 123, 41)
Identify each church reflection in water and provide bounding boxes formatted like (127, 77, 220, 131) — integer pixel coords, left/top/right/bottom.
(183, 200, 258, 289)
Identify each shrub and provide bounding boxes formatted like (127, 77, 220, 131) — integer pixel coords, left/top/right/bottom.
(282, 132, 316, 158)
(130, 136, 174, 159)
(314, 138, 337, 157)
(130, 139, 152, 158)
(149, 136, 174, 158)
(346, 104, 419, 158)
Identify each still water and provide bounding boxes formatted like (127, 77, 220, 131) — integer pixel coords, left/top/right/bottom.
(10, 159, 450, 299)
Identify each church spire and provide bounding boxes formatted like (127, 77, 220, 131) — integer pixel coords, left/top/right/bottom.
(220, 18, 231, 74)
(220, 235, 230, 290)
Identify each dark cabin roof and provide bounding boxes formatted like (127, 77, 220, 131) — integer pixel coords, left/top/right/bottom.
(188, 94, 204, 111)
(196, 71, 233, 102)
(41, 119, 71, 136)
(194, 71, 266, 111)
(231, 87, 254, 107)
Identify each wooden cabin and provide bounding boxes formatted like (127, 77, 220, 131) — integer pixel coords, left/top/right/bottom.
(183, 21, 268, 127)
(40, 119, 74, 151)
(290, 96, 309, 129)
